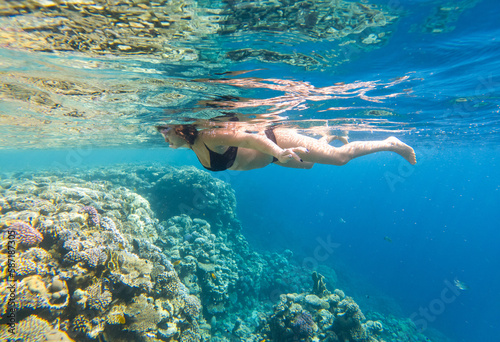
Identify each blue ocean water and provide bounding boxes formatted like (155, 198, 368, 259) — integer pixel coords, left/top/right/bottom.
(1, 0, 500, 341)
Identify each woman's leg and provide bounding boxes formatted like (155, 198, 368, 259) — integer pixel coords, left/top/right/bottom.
(274, 130, 416, 166)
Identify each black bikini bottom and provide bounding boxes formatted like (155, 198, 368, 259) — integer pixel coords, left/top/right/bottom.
(265, 128, 279, 163)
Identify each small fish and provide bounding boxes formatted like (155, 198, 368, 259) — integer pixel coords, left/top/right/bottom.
(384, 236, 393, 243)
(454, 278, 469, 291)
(29, 216, 36, 226)
(118, 243, 125, 250)
(211, 272, 216, 279)
(116, 314, 126, 324)
(172, 260, 182, 266)
(339, 218, 346, 224)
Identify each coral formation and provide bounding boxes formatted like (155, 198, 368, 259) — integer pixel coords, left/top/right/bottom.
(291, 311, 315, 338)
(74, 280, 113, 311)
(2, 220, 43, 247)
(259, 273, 383, 342)
(0, 275, 69, 315)
(79, 206, 100, 227)
(0, 315, 73, 341)
(0, 164, 436, 342)
(312, 270, 331, 297)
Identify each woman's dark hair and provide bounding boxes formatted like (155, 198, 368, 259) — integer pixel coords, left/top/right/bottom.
(157, 124, 198, 146)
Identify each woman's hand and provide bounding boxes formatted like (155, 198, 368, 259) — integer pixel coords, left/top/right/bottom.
(277, 147, 309, 163)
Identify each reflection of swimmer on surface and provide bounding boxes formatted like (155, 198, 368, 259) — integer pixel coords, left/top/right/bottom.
(157, 121, 417, 172)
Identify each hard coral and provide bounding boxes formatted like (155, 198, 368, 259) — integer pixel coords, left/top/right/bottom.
(81, 247, 108, 268)
(79, 206, 100, 227)
(182, 293, 201, 320)
(291, 311, 315, 338)
(124, 294, 161, 335)
(155, 270, 188, 297)
(0, 275, 68, 315)
(101, 216, 126, 245)
(87, 282, 113, 311)
(75, 280, 113, 312)
(4, 220, 43, 247)
(0, 315, 72, 341)
(72, 314, 91, 334)
(63, 245, 107, 269)
(180, 324, 202, 342)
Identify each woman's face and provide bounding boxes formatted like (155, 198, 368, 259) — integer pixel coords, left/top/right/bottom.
(160, 127, 187, 149)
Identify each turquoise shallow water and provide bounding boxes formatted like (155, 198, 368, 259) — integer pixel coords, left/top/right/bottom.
(1, 0, 500, 341)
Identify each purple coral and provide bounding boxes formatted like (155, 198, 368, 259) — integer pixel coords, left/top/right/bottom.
(5, 221, 43, 246)
(79, 206, 100, 227)
(291, 311, 314, 337)
(101, 217, 126, 245)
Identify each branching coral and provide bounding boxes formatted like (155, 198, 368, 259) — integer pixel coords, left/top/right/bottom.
(73, 279, 112, 312)
(79, 206, 100, 227)
(3, 220, 43, 247)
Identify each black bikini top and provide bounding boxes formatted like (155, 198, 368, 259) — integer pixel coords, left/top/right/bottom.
(198, 127, 278, 171)
(202, 144, 238, 171)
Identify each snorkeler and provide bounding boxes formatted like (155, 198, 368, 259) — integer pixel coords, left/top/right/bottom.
(157, 123, 417, 171)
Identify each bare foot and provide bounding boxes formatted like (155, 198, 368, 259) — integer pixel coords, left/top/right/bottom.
(386, 137, 417, 165)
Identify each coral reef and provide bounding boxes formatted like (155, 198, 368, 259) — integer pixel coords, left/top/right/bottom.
(259, 273, 382, 342)
(75, 165, 241, 232)
(0, 164, 436, 342)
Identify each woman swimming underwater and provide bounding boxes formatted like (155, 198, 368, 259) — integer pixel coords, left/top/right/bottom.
(157, 122, 416, 171)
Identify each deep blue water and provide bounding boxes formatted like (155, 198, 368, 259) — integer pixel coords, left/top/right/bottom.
(1, 0, 500, 341)
(232, 147, 500, 342)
